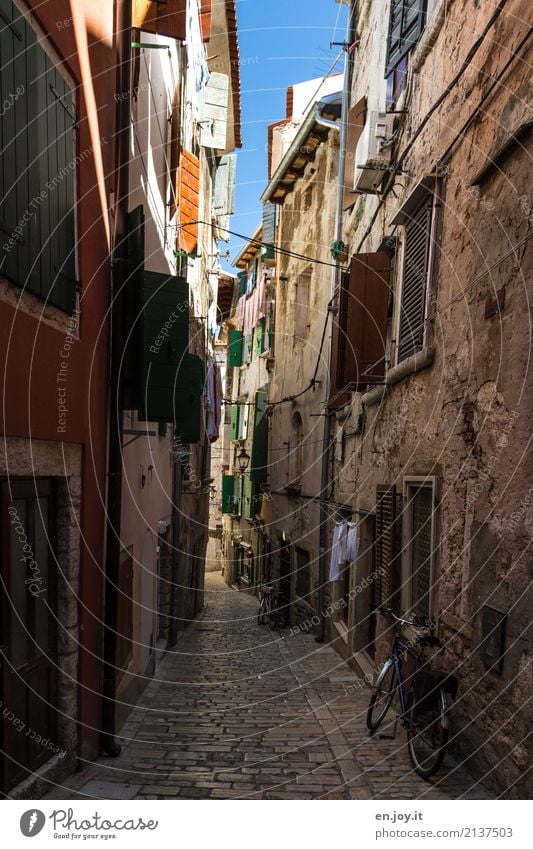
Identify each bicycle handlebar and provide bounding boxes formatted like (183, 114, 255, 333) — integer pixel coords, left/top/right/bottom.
(375, 605, 435, 632)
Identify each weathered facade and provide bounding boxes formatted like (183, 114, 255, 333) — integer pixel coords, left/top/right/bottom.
(261, 90, 343, 626)
(0, 0, 241, 795)
(323, 0, 532, 797)
(219, 229, 274, 590)
(0, 0, 115, 795)
(115, 0, 241, 724)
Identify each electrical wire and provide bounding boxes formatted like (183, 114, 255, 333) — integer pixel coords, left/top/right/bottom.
(355, 0, 513, 254)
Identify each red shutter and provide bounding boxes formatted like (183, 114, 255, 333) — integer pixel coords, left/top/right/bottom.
(178, 149, 200, 254)
(343, 97, 366, 210)
(132, 0, 186, 41)
(200, 0, 212, 41)
(343, 252, 390, 390)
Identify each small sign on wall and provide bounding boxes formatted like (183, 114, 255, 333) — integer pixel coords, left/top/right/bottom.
(480, 605, 507, 675)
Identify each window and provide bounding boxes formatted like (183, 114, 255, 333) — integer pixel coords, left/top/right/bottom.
(237, 398, 249, 441)
(294, 270, 311, 343)
(402, 477, 438, 618)
(329, 252, 391, 407)
(386, 56, 407, 109)
(256, 317, 267, 355)
(250, 390, 268, 485)
(295, 547, 311, 600)
(396, 196, 433, 363)
(0, 2, 77, 312)
(385, 0, 427, 77)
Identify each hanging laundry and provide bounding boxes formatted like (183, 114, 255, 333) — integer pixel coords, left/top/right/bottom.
(237, 294, 246, 329)
(329, 520, 348, 581)
(257, 274, 268, 320)
(346, 522, 359, 562)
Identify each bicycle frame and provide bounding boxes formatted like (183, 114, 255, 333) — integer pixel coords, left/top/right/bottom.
(389, 633, 423, 725)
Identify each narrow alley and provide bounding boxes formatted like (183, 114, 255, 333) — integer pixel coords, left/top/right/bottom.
(44, 574, 490, 801)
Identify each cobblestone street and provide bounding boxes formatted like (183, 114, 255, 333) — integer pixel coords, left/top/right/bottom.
(45, 574, 491, 800)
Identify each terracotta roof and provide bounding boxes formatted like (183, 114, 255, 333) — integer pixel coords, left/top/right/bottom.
(225, 0, 242, 149)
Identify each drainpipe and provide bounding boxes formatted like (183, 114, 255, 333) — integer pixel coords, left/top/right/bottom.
(102, 0, 131, 755)
(316, 3, 356, 642)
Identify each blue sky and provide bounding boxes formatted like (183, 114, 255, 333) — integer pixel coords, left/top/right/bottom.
(225, 0, 347, 267)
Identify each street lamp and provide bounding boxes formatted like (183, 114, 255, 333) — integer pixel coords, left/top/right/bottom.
(237, 446, 250, 475)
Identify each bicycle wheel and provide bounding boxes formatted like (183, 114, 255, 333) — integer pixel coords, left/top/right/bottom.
(366, 660, 397, 731)
(274, 596, 289, 629)
(407, 687, 450, 779)
(257, 596, 271, 625)
(268, 600, 278, 629)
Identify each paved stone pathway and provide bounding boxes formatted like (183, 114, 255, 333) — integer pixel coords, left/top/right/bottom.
(44, 573, 491, 800)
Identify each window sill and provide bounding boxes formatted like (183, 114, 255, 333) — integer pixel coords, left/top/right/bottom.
(386, 346, 434, 386)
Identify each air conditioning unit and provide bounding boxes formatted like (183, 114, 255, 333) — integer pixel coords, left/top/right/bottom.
(353, 111, 395, 194)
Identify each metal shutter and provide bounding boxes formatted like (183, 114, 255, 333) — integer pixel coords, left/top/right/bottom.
(385, 0, 427, 76)
(397, 198, 432, 363)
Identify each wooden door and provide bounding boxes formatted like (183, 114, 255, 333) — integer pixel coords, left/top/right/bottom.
(1, 479, 57, 793)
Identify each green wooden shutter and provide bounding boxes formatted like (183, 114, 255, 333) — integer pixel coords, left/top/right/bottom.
(256, 318, 265, 355)
(174, 354, 205, 443)
(237, 271, 247, 297)
(250, 390, 268, 484)
(246, 332, 253, 363)
(0, 1, 76, 312)
(230, 404, 240, 441)
(236, 475, 243, 516)
(243, 476, 253, 519)
(221, 475, 235, 514)
(228, 328, 243, 366)
(262, 202, 277, 263)
(138, 271, 190, 422)
(213, 154, 236, 217)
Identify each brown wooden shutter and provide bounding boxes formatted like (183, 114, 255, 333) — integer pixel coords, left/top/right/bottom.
(178, 149, 200, 253)
(375, 486, 403, 611)
(343, 97, 366, 210)
(343, 251, 390, 390)
(200, 0, 212, 41)
(375, 485, 396, 607)
(132, 0, 187, 41)
(397, 199, 431, 363)
(329, 271, 352, 410)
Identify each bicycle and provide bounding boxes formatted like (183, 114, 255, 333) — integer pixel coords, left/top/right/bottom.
(366, 606, 458, 779)
(257, 584, 289, 630)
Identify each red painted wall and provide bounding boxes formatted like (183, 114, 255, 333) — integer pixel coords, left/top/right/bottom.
(0, 0, 117, 759)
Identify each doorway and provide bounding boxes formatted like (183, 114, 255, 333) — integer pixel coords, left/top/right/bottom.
(0, 479, 57, 793)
